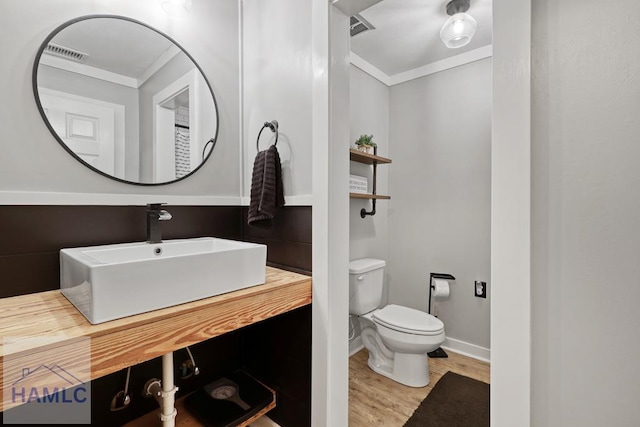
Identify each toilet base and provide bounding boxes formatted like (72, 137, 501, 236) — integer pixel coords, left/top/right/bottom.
(366, 351, 430, 388)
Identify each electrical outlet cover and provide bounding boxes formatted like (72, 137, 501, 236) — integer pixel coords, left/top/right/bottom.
(475, 281, 487, 298)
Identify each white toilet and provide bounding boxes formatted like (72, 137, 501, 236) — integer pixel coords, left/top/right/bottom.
(349, 258, 445, 387)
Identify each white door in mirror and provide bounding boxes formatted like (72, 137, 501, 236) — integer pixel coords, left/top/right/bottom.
(39, 88, 125, 178)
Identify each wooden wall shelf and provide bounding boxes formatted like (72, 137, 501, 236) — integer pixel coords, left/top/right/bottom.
(349, 149, 392, 165)
(0, 267, 312, 412)
(350, 193, 391, 200)
(350, 148, 392, 216)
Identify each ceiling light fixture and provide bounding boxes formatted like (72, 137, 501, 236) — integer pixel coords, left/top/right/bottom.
(159, 0, 193, 17)
(440, 0, 477, 49)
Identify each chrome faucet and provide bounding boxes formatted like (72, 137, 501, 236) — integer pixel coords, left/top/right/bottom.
(146, 203, 172, 244)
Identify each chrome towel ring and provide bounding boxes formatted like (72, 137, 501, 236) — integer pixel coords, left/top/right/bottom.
(256, 120, 279, 151)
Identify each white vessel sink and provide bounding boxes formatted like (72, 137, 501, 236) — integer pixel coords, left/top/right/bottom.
(60, 237, 267, 324)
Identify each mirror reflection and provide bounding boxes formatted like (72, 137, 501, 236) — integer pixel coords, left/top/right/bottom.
(34, 15, 219, 185)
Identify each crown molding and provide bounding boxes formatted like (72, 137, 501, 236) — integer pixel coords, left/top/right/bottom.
(350, 44, 493, 87)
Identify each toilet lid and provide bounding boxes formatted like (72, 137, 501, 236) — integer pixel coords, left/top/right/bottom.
(372, 304, 444, 335)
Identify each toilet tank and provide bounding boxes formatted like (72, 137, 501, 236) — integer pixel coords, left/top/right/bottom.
(349, 259, 386, 315)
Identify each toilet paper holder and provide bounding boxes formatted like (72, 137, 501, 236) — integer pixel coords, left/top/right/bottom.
(428, 272, 455, 359)
(428, 272, 456, 316)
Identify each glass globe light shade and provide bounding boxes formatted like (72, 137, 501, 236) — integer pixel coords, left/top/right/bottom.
(440, 12, 478, 49)
(159, 0, 193, 17)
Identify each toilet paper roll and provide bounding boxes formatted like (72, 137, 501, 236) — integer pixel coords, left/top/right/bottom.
(432, 279, 450, 299)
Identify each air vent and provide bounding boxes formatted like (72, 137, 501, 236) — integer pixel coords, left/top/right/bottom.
(350, 14, 375, 37)
(44, 43, 89, 62)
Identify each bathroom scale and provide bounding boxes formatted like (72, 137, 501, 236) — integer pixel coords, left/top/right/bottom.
(184, 370, 274, 427)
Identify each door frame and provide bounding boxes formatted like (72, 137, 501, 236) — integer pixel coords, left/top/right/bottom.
(313, 0, 533, 426)
(152, 70, 199, 182)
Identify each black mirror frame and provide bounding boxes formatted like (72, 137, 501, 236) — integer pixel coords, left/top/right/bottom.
(32, 14, 220, 186)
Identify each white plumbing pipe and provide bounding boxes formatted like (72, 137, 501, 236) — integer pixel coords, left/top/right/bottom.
(160, 352, 178, 427)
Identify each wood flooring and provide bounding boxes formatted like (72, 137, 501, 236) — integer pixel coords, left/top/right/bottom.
(349, 349, 490, 427)
(127, 348, 487, 427)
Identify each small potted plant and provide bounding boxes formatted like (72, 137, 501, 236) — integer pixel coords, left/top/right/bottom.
(354, 134, 376, 154)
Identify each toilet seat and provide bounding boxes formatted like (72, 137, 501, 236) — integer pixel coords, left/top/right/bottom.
(371, 304, 444, 336)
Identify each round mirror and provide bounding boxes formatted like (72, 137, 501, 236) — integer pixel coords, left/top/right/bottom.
(33, 15, 219, 185)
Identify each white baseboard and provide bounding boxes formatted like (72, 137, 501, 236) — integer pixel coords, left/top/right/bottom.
(349, 336, 364, 357)
(441, 337, 491, 363)
(348, 334, 489, 362)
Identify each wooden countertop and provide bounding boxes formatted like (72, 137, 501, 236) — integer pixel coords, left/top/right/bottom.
(0, 267, 311, 412)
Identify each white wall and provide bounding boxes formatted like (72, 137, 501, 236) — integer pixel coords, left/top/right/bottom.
(348, 65, 390, 354)
(531, 0, 640, 425)
(349, 66, 390, 266)
(311, 2, 350, 425)
(491, 0, 531, 422)
(0, 0, 239, 199)
(387, 58, 492, 351)
(241, 0, 313, 203)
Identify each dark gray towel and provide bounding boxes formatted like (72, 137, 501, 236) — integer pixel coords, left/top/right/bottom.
(248, 145, 285, 228)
